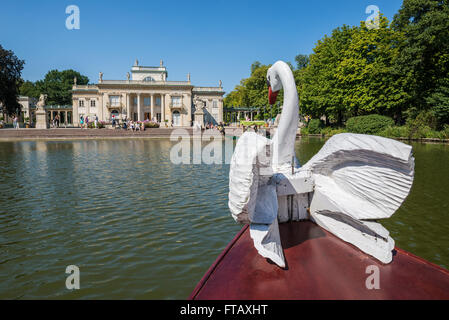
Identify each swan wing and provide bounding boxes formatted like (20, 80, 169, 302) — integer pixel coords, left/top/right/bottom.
(250, 219, 286, 268)
(302, 133, 414, 263)
(228, 132, 277, 224)
(303, 133, 414, 220)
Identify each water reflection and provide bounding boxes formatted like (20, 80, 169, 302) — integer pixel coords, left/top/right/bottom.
(0, 138, 447, 299)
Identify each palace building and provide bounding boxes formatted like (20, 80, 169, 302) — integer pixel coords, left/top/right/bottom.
(72, 60, 225, 127)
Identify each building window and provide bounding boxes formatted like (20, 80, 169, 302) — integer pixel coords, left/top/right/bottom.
(144, 97, 150, 106)
(133, 97, 138, 106)
(171, 96, 181, 107)
(91, 100, 96, 107)
(156, 97, 161, 106)
(143, 76, 154, 82)
(156, 113, 161, 122)
(109, 95, 120, 107)
(79, 100, 84, 107)
(213, 100, 218, 109)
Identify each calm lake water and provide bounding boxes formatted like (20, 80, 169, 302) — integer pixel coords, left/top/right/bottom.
(0, 137, 448, 299)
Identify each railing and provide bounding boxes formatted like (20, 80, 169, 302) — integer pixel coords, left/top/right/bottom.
(169, 102, 183, 109)
(106, 102, 124, 108)
(30, 105, 73, 110)
(192, 87, 224, 92)
(73, 85, 98, 90)
(101, 80, 190, 86)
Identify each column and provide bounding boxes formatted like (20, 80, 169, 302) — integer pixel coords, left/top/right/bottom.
(127, 94, 131, 120)
(185, 94, 191, 126)
(219, 98, 223, 123)
(150, 94, 155, 121)
(99, 94, 104, 121)
(104, 94, 109, 121)
(161, 94, 165, 123)
(167, 94, 172, 124)
(73, 99, 79, 126)
(137, 93, 142, 121)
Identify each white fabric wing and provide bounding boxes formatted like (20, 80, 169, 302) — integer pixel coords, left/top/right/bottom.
(303, 133, 414, 220)
(228, 132, 277, 224)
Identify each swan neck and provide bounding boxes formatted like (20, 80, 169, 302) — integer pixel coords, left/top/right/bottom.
(272, 62, 299, 168)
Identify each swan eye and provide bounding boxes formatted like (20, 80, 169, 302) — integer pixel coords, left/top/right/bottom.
(266, 78, 271, 87)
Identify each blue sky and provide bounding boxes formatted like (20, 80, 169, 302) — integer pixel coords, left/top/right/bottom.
(0, 0, 404, 94)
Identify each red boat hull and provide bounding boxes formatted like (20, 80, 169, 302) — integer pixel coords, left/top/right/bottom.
(190, 221, 449, 300)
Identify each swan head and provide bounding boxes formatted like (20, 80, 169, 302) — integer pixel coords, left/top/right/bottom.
(266, 67, 281, 105)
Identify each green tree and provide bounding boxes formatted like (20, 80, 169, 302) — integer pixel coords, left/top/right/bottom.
(245, 64, 274, 107)
(250, 61, 262, 75)
(336, 16, 409, 123)
(0, 45, 24, 115)
(300, 16, 409, 125)
(225, 60, 305, 120)
(19, 80, 40, 99)
(295, 54, 310, 70)
(426, 78, 449, 127)
(392, 0, 449, 124)
(300, 25, 356, 124)
(36, 69, 88, 105)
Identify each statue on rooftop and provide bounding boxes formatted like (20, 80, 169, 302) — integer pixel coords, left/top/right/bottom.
(160, 59, 163, 67)
(187, 73, 191, 82)
(74, 76, 77, 86)
(99, 72, 103, 83)
(127, 72, 130, 81)
(135, 59, 139, 66)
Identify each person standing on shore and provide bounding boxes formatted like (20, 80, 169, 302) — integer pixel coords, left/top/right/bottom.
(94, 115, 98, 128)
(13, 116, 18, 129)
(85, 116, 89, 129)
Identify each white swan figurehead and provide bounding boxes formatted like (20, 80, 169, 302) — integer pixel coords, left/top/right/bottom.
(267, 61, 299, 169)
(228, 61, 414, 268)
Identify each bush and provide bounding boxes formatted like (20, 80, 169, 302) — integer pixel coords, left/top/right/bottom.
(144, 121, 160, 128)
(406, 111, 438, 139)
(346, 114, 394, 135)
(321, 127, 347, 137)
(87, 121, 105, 129)
(378, 126, 409, 138)
(240, 121, 265, 126)
(307, 119, 324, 134)
(300, 127, 309, 135)
(443, 125, 449, 139)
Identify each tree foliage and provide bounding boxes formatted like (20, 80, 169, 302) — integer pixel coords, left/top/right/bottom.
(19, 80, 40, 99)
(392, 0, 449, 127)
(346, 114, 395, 135)
(224, 60, 305, 120)
(295, 54, 310, 70)
(224, 1, 449, 128)
(35, 70, 89, 105)
(0, 44, 24, 115)
(300, 16, 410, 125)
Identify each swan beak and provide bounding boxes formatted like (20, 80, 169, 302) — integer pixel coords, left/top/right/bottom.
(268, 86, 279, 105)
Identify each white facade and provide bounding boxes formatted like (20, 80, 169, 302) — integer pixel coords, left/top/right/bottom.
(72, 60, 225, 127)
